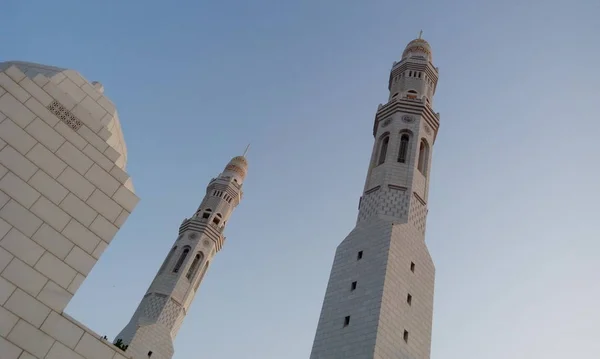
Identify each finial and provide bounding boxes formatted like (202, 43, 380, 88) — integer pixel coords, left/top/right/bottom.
(243, 143, 250, 157)
(418, 30, 423, 39)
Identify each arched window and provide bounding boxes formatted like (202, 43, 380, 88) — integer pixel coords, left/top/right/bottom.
(186, 252, 204, 280)
(158, 246, 177, 275)
(407, 90, 418, 100)
(213, 213, 222, 225)
(202, 209, 212, 219)
(377, 136, 390, 165)
(173, 247, 190, 273)
(417, 139, 429, 176)
(193, 261, 210, 292)
(398, 134, 410, 163)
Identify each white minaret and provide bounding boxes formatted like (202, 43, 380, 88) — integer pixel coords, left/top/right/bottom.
(115, 153, 249, 359)
(309, 35, 440, 359)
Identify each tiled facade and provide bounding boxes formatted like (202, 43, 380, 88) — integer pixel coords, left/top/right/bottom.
(0, 62, 139, 359)
(309, 37, 441, 359)
(115, 155, 248, 359)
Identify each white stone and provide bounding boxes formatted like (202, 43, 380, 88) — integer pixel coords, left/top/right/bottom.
(57, 78, 86, 103)
(56, 142, 93, 176)
(30, 196, 70, 232)
(0, 245, 13, 271)
(85, 164, 119, 197)
(67, 273, 85, 294)
(0, 172, 40, 208)
(109, 165, 129, 184)
(74, 333, 115, 359)
(60, 194, 97, 227)
(24, 97, 58, 126)
(113, 209, 130, 228)
(82, 144, 112, 171)
(0, 93, 35, 127)
(65, 246, 95, 276)
(28, 170, 69, 205)
(4, 65, 26, 82)
(0, 72, 30, 103)
(1, 258, 47, 296)
(111, 186, 139, 213)
(0, 274, 17, 304)
(62, 219, 102, 254)
(86, 189, 122, 223)
(0, 305, 19, 336)
(79, 128, 108, 154)
(37, 280, 72, 312)
(41, 311, 84, 349)
(0, 336, 22, 359)
(54, 122, 87, 150)
(46, 341, 85, 359)
(91, 240, 108, 260)
(0, 227, 44, 266)
(32, 224, 73, 260)
(0, 118, 36, 154)
(20, 77, 53, 107)
(7, 320, 54, 358)
(34, 252, 77, 288)
(0, 145, 37, 181)
(89, 215, 118, 243)
(25, 118, 65, 152)
(57, 167, 95, 201)
(18, 351, 37, 359)
(0, 200, 42, 237)
(4, 289, 51, 327)
(26, 143, 67, 178)
(79, 96, 107, 123)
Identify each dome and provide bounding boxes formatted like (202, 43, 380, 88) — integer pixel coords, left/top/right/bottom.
(401, 38, 432, 62)
(223, 155, 248, 181)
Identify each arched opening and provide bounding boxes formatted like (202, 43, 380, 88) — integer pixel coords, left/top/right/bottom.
(377, 135, 390, 165)
(186, 252, 204, 280)
(158, 246, 177, 274)
(417, 139, 429, 176)
(173, 247, 190, 273)
(193, 261, 210, 292)
(398, 133, 410, 163)
(406, 90, 418, 100)
(213, 213, 222, 225)
(202, 208, 212, 219)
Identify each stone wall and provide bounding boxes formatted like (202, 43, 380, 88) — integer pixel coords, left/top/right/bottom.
(0, 62, 139, 359)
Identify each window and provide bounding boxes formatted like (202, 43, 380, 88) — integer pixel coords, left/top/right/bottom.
(148, 351, 153, 357)
(357, 251, 363, 260)
(398, 134, 410, 163)
(407, 294, 412, 305)
(377, 136, 389, 165)
(410, 262, 415, 272)
(403, 330, 409, 343)
(186, 252, 204, 280)
(173, 247, 190, 273)
(213, 213, 222, 225)
(158, 246, 177, 274)
(417, 139, 429, 176)
(202, 208, 212, 219)
(344, 316, 351, 327)
(351, 281, 357, 291)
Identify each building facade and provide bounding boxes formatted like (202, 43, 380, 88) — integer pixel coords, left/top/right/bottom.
(309, 37, 441, 359)
(0, 62, 140, 359)
(115, 155, 248, 359)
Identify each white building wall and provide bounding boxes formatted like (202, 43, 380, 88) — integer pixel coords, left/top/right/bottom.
(0, 62, 139, 359)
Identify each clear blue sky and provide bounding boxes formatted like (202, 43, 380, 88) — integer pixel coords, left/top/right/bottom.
(2, 0, 600, 358)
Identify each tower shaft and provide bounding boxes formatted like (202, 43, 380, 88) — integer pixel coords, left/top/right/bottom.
(116, 155, 248, 359)
(309, 37, 440, 359)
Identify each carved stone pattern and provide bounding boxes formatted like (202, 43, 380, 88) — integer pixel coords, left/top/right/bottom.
(189, 233, 197, 240)
(424, 124, 432, 135)
(358, 189, 380, 223)
(47, 100, 83, 131)
(381, 188, 409, 219)
(382, 118, 392, 127)
(203, 240, 210, 247)
(158, 298, 183, 330)
(142, 294, 168, 321)
(409, 194, 428, 234)
(225, 164, 246, 177)
(402, 115, 414, 123)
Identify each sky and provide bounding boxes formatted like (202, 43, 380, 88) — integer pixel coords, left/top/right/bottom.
(2, 0, 600, 358)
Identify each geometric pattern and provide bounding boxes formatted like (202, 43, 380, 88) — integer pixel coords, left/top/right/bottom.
(142, 294, 168, 321)
(358, 186, 409, 223)
(47, 99, 83, 131)
(409, 193, 428, 234)
(158, 298, 183, 332)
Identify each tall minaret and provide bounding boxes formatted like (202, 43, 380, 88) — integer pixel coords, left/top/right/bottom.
(309, 36, 441, 359)
(115, 153, 248, 359)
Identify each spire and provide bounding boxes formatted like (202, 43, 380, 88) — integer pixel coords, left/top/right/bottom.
(243, 143, 250, 157)
(418, 30, 423, 39)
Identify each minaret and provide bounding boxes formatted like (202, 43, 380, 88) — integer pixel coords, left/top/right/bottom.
(115, 153, 248, 359)
(309, 36, 440, 359)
